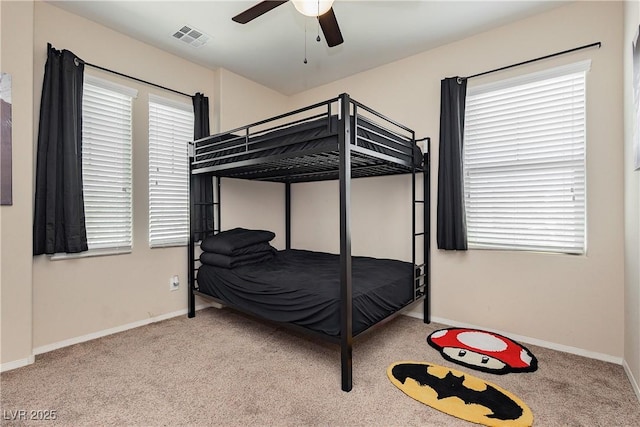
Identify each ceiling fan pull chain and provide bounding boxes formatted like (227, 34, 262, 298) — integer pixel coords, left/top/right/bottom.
(304, 18, 308, 64)
(316, 0, 321, 42)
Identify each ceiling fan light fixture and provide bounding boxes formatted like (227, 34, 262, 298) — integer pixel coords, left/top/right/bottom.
(291, 0, 334, 17)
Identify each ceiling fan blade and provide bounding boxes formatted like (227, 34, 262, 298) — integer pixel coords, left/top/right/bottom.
(318, 7, 343, 47)
(232, 1, 289, 24)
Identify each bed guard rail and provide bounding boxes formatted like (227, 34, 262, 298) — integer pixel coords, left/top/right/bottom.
(191, 94, 420, 172)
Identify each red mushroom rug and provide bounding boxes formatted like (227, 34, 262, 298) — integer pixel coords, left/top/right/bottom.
(427, 328, 538, 375)
(387, 361, 534, 427)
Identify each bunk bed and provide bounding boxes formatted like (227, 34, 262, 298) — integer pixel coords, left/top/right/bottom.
(187, 93, 430, 392)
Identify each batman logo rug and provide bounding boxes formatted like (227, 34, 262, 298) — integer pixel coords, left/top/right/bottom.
(387, 361, 533, 427)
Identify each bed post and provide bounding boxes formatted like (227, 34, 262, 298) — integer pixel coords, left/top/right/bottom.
(216, 176, 221, 234)
(338, 93, 353, 392)
(285, 182, 291, 250)
(424, 139, 431, 324)
(188, 143, 196, 318)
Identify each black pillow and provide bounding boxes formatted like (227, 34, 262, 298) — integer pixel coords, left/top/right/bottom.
(200, 228, 275, 255)
(199, 251, 274, 269)
(220, 242, 275, 256)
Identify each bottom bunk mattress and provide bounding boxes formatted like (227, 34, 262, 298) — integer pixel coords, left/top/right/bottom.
(196, 249, 415, 337)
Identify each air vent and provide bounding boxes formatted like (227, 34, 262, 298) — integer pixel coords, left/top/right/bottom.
(172, 25, 210, 48)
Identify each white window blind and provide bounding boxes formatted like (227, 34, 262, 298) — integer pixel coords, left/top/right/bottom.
(148, 94, 193, 247)
(82, 75, 136, 251)
(463, 61, 589, 254)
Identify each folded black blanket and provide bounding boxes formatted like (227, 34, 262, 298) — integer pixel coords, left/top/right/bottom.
(200, 251, 274, 269)
(201, 228, 275, 255)
(209, 241, 275, 256)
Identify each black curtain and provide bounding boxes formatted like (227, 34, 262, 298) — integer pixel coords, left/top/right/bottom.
(33, 44, 88, 255)
(191, 93, 214, 241)
(437, 77, 468, 250)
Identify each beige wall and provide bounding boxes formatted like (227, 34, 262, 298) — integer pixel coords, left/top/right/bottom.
(0, 0, 35, 366)
(291, 174, 420, 262)
(623, 0, 640, 398)
(214, 68, 290, 248)
(214, 68, 290, 251)
(287, 1, 626, 358)
(29, 1, 215, 348)
(216, 68, 289, 132)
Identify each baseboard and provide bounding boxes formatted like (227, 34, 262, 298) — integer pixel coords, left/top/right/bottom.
(33, 303, 211, 356)
(623, 359, 640, 403)
(0, 355, 35, 373)
(403, 311, 623, 365)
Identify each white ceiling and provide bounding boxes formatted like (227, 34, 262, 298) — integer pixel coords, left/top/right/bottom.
(49, 0, 568, 95)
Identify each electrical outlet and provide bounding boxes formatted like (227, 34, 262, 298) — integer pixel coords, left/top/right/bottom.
(169, 275, 180, 291)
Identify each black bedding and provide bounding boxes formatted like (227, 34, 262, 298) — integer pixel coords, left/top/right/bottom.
(193, 115, 422, 172)
(196, 249, 415, 337)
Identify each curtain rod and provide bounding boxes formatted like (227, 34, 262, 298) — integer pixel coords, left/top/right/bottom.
(462, 41, 601, 81)
(81, 61, 192, 98)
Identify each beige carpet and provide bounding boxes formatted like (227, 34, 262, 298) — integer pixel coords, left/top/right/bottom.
(1, 308, 639, 426)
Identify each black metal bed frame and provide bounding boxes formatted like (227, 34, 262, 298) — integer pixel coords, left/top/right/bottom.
(187, 93, 430, 392)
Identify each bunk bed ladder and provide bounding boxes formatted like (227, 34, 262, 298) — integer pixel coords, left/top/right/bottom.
(413, 138, 431, 324)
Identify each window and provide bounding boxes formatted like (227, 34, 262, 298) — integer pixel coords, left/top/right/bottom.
(148, 95, 193, 247)
(463, 61, 589, 254)
(82, 75, 136, 252)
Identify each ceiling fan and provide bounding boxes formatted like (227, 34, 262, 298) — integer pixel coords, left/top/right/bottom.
(232, 0, 344, 47)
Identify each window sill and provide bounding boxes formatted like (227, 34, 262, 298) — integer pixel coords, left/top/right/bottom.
(149, 243, 188, 249)
(49, 247, 131, 261)
(467, 246, 585, 256)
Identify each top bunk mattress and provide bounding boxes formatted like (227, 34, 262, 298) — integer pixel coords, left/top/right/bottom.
(192, 114, 423, 182)
(196, 249, 415, 337)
